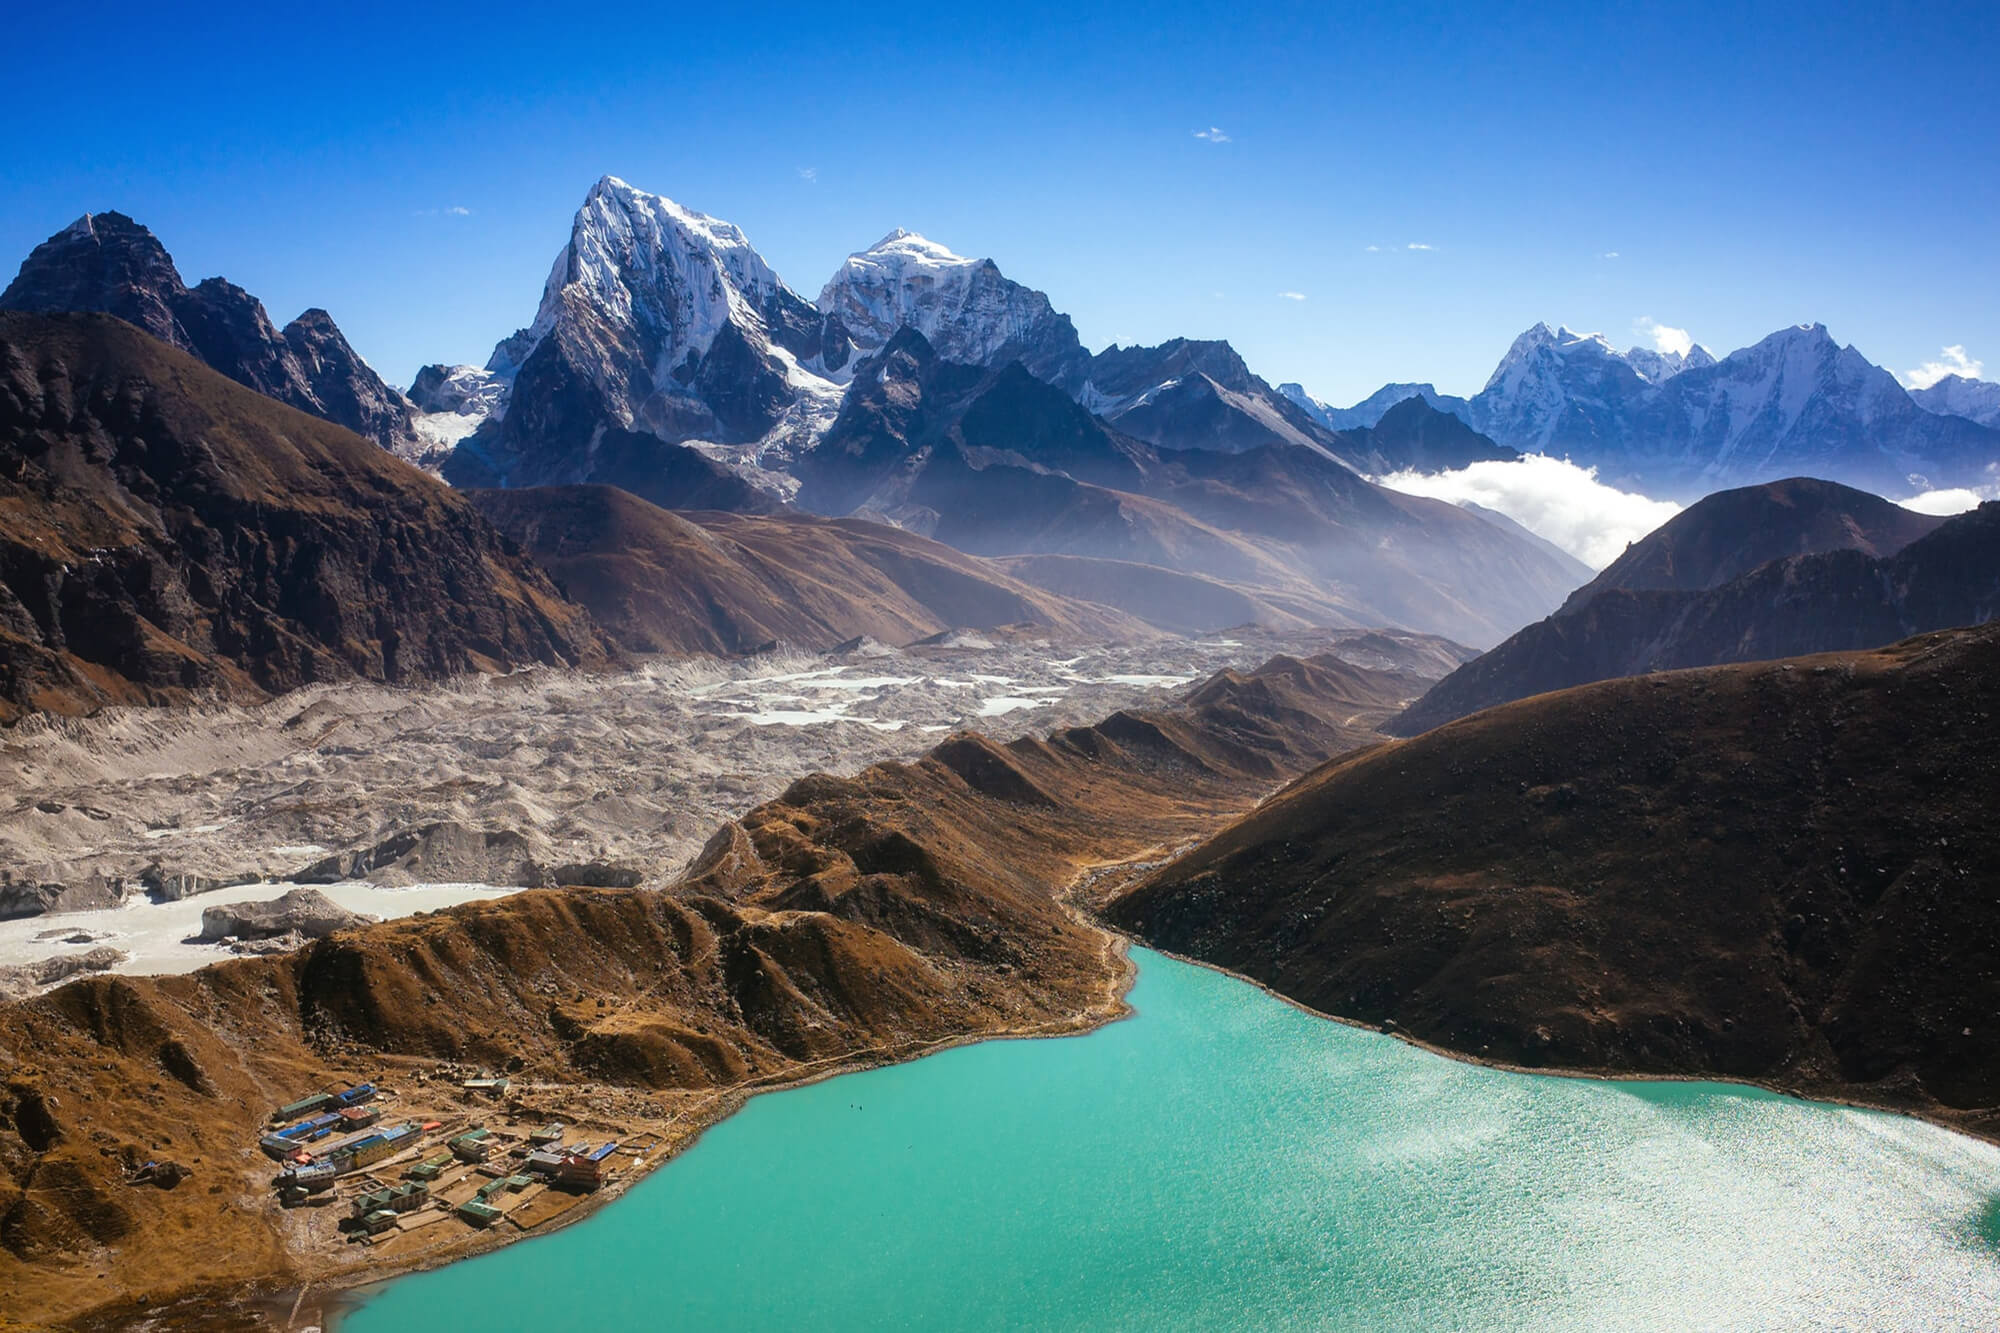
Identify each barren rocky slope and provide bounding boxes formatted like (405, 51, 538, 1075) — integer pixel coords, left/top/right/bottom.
(467, 485, 1154, 654)
(0, 645, 1421, 1326)
(1111, 624, 2000, 1140)
(0, 312, 607, 721)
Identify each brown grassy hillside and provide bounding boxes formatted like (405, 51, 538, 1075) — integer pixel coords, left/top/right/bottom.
(0, 648, 1414, 1326)
(1112, 624, 2000, 1140)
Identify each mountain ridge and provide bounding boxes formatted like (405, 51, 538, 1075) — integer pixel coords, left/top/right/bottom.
(467, 484, 1159, 654)
(0, 310, 608, 720)
(1389, 484, 1992, 734)
(1301, 322, 2000, 498)
(0, 212, 422, 460)
(792, 329, 1586, 646)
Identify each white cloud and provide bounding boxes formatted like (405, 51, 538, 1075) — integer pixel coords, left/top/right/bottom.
(1600, 251, 1620, 260)
(1902, 345, 1985, 390)
(1376, 455, 1682, 568)
(1635, 317, 1693, 358)
(1365, 244, 1381, 252)
(1278, 291, 1306, 301)
(413, 206, 473, 218)
(797, 166, 817, 183)
(1406, 242, 1433, 251)
(1898, 482, 1998, 515)
(1193, 127, 1231, 143)
(447, 206, 471, 216)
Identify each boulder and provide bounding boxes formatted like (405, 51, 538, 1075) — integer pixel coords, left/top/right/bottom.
(197, 889, 375, 942)
(0, 946, 128, 1001)
(299, 822, 552, 888)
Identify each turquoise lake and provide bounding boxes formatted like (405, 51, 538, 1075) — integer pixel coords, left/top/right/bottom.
(346, 949, 2000, 1331)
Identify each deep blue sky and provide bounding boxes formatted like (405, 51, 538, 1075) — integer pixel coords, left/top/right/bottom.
(5, 1, 1995, 403)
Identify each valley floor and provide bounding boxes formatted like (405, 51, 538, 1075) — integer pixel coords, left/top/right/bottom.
(0, 631, 1346, 988)
(0, 629, 1429, 1328)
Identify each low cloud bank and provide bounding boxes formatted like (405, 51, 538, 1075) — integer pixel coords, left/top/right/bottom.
(1377, 455, 1681, 569)
(1900, 486, 1998, 515)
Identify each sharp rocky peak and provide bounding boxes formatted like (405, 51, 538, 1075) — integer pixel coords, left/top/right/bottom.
(1, 209, 419, 458)
(815, 219, 1085, 388)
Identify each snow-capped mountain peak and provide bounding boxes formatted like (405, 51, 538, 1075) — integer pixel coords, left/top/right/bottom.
(1553, 325, 1615, 354)
(852, 228, 977, 271)
(816, 228, 1086, 386)
(452, 176, 842, 491)
(1624, 341, 1715, 385)
(1910, 373, 2000, 427)
(525, 175, 804, 373)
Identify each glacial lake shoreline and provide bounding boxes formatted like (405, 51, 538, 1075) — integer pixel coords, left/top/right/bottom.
(335, 946, 2000, 1332)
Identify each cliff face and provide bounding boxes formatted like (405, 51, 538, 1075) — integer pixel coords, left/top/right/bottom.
(1112, 624, 2000, 1139)
(0, 311, 607, 720)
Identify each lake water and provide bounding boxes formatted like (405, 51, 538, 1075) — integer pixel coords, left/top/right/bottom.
(346, 949, 2000, 1331)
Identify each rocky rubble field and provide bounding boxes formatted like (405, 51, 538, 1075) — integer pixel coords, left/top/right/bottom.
(0, 629, 1449, 986)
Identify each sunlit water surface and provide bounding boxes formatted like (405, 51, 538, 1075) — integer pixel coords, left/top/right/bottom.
(348, 949, 2000, 1331)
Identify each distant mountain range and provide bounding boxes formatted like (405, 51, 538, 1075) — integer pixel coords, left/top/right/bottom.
(1293, 323, 2000, 499)
(7, 177, 1999, 657)
(1909, 374, 2000, 427)
(1389, 477, 1999, 734)
(789, 326, 1584, 644)
(467, 484, 1155, 655)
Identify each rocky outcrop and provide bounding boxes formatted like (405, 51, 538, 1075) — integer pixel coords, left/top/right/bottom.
(0, 873, 125, 921)
(297, 821, 646, 890)
(197, 889, 375, 941)
(0, 947, 126, 1001)
(299, 823, 550, 888)
(279, 308, 418, 456)
(0, 212, 421, 457)
(0, 310, 610, 721)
